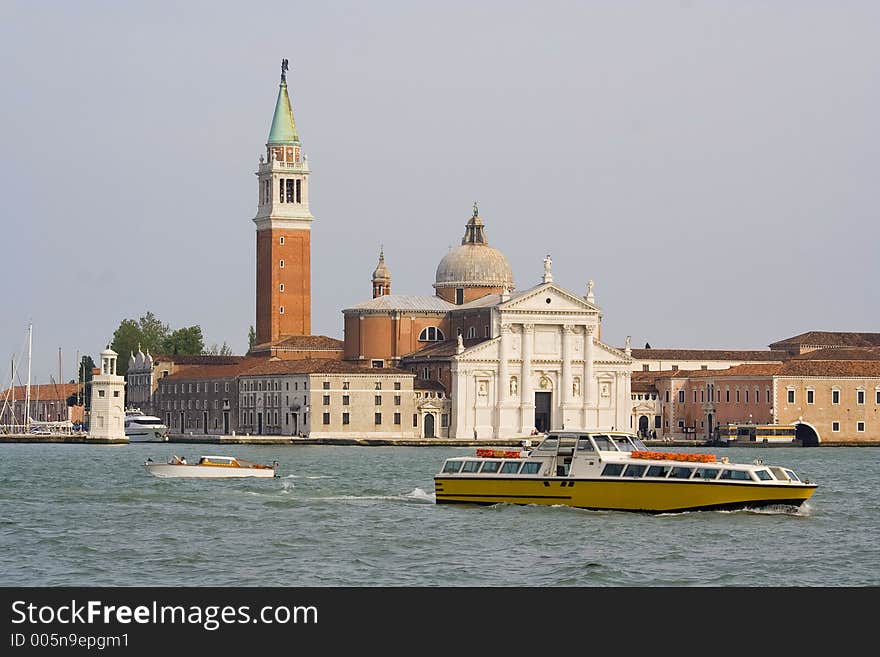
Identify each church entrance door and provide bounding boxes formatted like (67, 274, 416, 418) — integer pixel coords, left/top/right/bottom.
(424, 413, 435, 438)
(534, 392, 551, 433)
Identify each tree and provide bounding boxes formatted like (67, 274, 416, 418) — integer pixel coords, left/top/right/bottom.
(138, 311, 170, 353)
(111, 319, 142, 376)
(203, 342, 233, 356)
(248, 325, 256, 351)
(67, 355, 96, 409)
(163, 326, 204, 355)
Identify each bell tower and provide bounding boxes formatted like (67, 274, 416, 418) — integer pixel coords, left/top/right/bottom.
(253, 58, 313, 346)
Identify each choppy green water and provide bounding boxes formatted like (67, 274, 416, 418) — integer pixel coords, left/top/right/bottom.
(1, 443, 877, 586)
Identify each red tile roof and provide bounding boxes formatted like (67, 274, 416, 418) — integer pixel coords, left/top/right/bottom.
(790, 347, 880, 361)
(769, 332, 880, 349)
(778, 361, 880, 377)
(250, 335, 343, 351)
(163, 358, 267, 380)
(1, 383, 81, 401)
(630, 349, 784, 361)
(241, 358, 413, 377)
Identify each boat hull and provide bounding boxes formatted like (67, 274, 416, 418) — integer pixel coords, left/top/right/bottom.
(127, 431, 169, 443)
(144, 464, 276, 478)
(434, 476, 816, 513)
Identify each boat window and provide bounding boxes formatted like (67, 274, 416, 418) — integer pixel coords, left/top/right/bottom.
(719, 469, 752, 481)
(783, 469, 801, 483)
(614, 437, 634, 452)
(601, 463, 625, 477)
(754, 469, 773, 481)
(520, 462, 541, 475)
(591, 435, 616, 451)
(769, 467, 787, 481)
(461, 461, 481, 473)
(623, 464, 647, 478)
(576, 438, 595, 452)
(500, 461, 522, 474)
(480, 460, 502, 474)
(646, 465, 671, 478)
(669, 466, 694, 479)
(442, 460, 463, 474)
(694, 468, 720, 480)
(631, 437, 648, 451)
(536, 437, 558, 452)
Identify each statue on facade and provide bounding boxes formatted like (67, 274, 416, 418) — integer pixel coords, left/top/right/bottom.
(281, 58, 289, 81)
(510, 377, 517, 397)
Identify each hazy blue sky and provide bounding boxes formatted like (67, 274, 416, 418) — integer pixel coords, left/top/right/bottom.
(2, 1, 878, 384)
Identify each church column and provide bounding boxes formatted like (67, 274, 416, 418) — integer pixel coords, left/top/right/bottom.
(496, 324, 511, 438)
(583, 326, 595, 427)
(561, 324, 573, 406)
(520, 323, 534, 433)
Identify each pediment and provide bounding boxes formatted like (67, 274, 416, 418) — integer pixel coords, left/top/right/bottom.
(500, 283, 599, 314)
(457, 337, 500, 360)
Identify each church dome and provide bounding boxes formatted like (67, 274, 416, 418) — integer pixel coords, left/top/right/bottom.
(434, 204, 514, 291)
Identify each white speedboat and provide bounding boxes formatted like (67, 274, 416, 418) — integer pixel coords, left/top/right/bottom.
(125, 409, 169, 442)
(144, 455, 279, 478)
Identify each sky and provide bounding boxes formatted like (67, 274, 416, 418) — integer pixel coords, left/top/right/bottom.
(1, 0, 878, 385)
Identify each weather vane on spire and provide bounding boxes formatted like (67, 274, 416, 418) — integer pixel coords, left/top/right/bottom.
(473, 201, 479, 217)
(281, 58, 290, 82)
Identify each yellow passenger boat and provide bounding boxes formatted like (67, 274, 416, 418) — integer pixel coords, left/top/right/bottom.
(434, 431, 816, 513)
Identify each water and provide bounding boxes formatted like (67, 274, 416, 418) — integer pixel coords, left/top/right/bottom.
(1, 443, 877, 586)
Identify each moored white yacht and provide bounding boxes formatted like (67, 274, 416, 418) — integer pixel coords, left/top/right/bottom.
(124, 408, 169, 442)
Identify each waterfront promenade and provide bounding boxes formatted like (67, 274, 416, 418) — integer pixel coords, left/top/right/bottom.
(2, 431, 876, 446)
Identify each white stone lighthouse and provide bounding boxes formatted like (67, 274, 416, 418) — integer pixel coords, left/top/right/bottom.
(88, 345, 127, 442)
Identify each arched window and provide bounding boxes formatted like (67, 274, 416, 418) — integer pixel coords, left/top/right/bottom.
(418, 326, 445, 342)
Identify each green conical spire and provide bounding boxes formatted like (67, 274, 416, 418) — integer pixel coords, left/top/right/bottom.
(267, 66, 300, 145)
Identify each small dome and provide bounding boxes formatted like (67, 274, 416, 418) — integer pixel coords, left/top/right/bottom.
(434, 204, 513, 291)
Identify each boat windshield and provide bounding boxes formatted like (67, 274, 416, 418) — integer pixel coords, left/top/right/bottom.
(591, 434, 618, 451)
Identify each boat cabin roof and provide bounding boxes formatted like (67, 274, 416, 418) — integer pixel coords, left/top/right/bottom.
(534, 432, 648, 454)
(198, 456, 239, 464)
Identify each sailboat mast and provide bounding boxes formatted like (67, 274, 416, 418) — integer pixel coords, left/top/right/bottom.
(10, 356, 14, 430)
(25, 323, 32, 430)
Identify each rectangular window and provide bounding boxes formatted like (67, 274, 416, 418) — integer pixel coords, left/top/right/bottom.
(279, 236, 285, 245)
(286, 179, 295, 203)
(671, 365, 678, 371)
(745, 389, 749, 403)
(322, 381, 330, 390)
(296, 178, 302, 203)
(693, 391, 697, 403)
(323, 395, 330, 405)
(280, 283, 284, 292)
(876, 390, 880, 404)
(678, 390, 684, 403)
(394, 395, 401, 406)
(787, 390, 795, 404)
(375, 395, 382, 406)
(832, 389, 840, 404)
(766, 389, 771, 403)
(413, 414, 418, 427)
(455, 288, 464, 304)
(832, 421, 840, 432)
(342, 412, 350, 425)
(857, 421, 865, 432)
(343, 381, 350, 390)
(394, 381, 401, 391)
(279, 179, 284, 203)
(113, 390, 119, 397)
(322, 412, 330, 425)
(342, 395, 350, 406)
(98, 390, 105, 398)
(374, 412, 382, 425)
(857, 390, 865, 405)
(725, 389, 730, 403)
(393, 412, 401, 425)
(375, 382, 382, 390)
(484, 326, 490, 338)
(807, 390, 815, 404)
(224, 382, 229, 392)
(642, 364, 650, 372)
(371, 360, 384, 368)
(665, 391, 669, 402)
